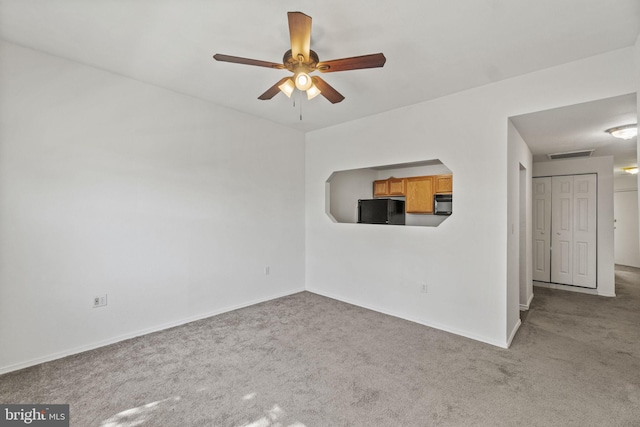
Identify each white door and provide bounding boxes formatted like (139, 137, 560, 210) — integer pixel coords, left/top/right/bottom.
(614, 189, 640, 268)
(572, 174, 597, 288)
(551, 176, 574, 285)
(532, 177, 551, 282)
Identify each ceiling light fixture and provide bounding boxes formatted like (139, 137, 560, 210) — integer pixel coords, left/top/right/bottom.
(278, 78, 295, 98)
(214, 12, 383, 104)
(278, 73, 322, 100)
(622, 166, 639, 175)
(605, 124, 637, 140)
(294, 72, 313, 91)
(306, 83, 321, 100)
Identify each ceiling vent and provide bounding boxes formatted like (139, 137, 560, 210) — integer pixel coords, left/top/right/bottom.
(547, 149, 594, 160)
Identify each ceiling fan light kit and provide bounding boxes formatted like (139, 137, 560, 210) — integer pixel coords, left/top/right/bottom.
(605, 124, 637, 140)
(213, 11, 386, 105)
(306, 83, 321, 100)
(295, 72, 312, 91)
(278, 79, 295, 97)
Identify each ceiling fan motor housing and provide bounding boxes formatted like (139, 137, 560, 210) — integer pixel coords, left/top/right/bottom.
(283, 49, 320, 73)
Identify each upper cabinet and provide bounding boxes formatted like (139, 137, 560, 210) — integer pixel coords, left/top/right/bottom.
(373, 180, 389, 197)
(388, 178, 406, 195)
(373, 174, 450, 214)
(373, 177, 406, 196)
(434, 174, 452, 194)
(405, 176, 434, 214)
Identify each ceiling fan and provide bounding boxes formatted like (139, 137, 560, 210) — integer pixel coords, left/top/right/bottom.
(213, 11, 386, 104)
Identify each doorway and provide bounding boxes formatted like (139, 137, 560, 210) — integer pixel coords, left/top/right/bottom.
(614, 185, 640, 268)
(532, 174, 598, 289)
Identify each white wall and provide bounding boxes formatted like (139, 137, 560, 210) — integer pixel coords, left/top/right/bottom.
(614, 175, 640, 267)
(375, 163, 452, 180)
(305, 48, 636, 348)
(637, 35, 640, 249)
(616, 174, 640, 191)
(533, 156, 616, 296)
(506, 121, 532, 338)
(0, 42, 306, 373)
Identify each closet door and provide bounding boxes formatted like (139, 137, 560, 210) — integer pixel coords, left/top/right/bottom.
(572, 174, 597, 288)
(551, 176, 574, 285)
(532, 177, 551, 282)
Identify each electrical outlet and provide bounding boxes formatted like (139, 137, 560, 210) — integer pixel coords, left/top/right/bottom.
(421, 283, 428, 293)
(264, 266, 270, 276)
(93, 294, 107, 308)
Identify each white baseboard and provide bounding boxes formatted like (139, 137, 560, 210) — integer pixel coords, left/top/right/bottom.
(507, 319, 522, 348)
(519, 292, 534, 311)
(0, 287, 304, 375)
(306, 288, 509, 349)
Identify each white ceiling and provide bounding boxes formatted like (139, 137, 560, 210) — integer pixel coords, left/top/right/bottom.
(511, 93, 638, 175)
(1, 0, 639, 165)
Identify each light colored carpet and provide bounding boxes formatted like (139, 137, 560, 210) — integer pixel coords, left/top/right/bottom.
(1, 266, 639, 426)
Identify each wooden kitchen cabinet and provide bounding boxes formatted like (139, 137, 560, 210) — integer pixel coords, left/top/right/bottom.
(374, 177, 406, 197)
(388, 178, 406, 195)
(434, 174, 452, 194)
(405, 176, 434, 213)
(373, 180, 389, 197)
(373, 174, 447, 213)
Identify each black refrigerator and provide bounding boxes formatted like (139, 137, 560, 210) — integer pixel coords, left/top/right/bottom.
(357, 199, 405, 225)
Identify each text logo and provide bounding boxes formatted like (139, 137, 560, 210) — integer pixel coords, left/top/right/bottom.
(0, 405, 69, 427)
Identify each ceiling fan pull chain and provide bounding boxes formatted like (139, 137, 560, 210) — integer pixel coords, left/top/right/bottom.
(300, 100, 303, 121)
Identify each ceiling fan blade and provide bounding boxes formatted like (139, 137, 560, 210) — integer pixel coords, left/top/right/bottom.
(317, 53, 386, 73)
(213, 54, 284, 69)
(258, 77, 291, 100)
(288, 12, 312, 62)
(312, 77, 345, 104)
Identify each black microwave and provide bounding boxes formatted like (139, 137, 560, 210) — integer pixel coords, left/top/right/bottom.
(358, 199, 406, 225)
(434, 194, 452, 215)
